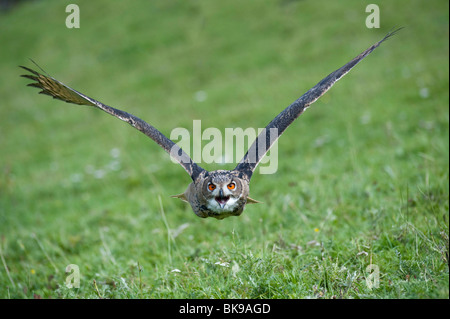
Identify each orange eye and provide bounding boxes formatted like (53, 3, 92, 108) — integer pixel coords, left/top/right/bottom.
(208, 183, 216, 191)
(227, 182, 236, 190)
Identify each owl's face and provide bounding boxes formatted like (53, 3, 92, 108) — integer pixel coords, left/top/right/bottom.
(173, 170, 255, 219)
(199, 170, 248, 219)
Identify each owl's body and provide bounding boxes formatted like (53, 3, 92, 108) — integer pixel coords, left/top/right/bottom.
(173, 170, 258, 219)
(21, 29, 400, 219)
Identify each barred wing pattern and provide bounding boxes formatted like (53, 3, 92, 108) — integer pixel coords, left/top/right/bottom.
(235, 28, 402, 180)
(20, 64, 205, 181)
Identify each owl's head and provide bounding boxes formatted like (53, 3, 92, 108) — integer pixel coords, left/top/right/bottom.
(200, 170, 248, 217)
(173, 169, 259, 219)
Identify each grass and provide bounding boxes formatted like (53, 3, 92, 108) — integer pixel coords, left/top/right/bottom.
(0, 0, 448, 299)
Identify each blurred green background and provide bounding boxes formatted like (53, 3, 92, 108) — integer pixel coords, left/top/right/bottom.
(0, 0, 448, 298)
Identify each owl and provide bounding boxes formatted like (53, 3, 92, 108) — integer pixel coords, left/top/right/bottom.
(20, 29, 401, 219)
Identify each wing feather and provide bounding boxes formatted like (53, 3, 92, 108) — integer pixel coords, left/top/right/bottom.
(235, 28, 402, 179)
(20, 63, 205, 181)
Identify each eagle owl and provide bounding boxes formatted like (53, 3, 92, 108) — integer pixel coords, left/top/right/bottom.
(20, 29, 400, 219)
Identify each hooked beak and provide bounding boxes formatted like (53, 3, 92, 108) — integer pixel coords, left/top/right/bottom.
(215, 189, 230, 209)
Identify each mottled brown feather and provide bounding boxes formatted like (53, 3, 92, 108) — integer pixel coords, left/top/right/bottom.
(20, 64, 204, 181)
(235, 28, 403, 179)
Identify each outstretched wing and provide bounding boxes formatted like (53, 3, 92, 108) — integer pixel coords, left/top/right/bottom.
(235, 28, 402, 179)
(20, 63, 205, 181)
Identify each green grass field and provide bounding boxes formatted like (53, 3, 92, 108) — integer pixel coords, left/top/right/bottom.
(0, 0, 448, 299)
